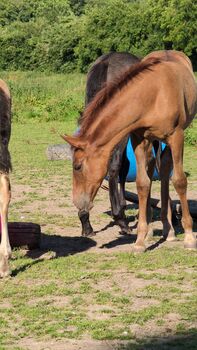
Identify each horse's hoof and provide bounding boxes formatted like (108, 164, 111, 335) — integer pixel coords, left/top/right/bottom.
(0, 262, 11, 278)
(115, 219, 130, 234)
(120, 226, 132, 235)
(0, 253, 11, 278)
(184, 233, 196, 250)
(132, 244, 146, 253)
(0, 269, 11, 278)
(145, 228, 154, 241)
(166, 235, 177, 242)
(82, 231, 96, 237)
(184, 240, 197, 250)
(184, 243, 197, 250)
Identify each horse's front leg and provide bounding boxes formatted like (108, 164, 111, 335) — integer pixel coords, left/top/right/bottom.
(0, 173, 11, 277)
(109, 137, 130, 233)
(132, 137, 151, 252)
(109, 170, 129, 234)
(78, 210, 94, 237)
(169, 129, 196, 249)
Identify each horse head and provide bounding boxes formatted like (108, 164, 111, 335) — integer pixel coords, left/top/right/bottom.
(62, 134, 109, 212)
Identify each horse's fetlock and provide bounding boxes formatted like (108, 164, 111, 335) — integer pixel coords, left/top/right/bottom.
(0, 248, 11, 259)
(109, 168, 118, 178)
(181, 216, 193, 232)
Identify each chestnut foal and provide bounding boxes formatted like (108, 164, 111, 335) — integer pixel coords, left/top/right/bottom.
(63, 50, 197, 251)
(79, 52, 170, 239)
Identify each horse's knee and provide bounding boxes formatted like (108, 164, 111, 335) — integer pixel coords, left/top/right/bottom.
(136, 176, 150, 196)
(172, 173, 187, 195)
(0, 173, 10, 189)
(0, 173, 11, 209)
(109, 163, 119, 178)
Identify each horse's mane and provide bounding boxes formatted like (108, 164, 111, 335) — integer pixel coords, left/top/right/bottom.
(79, 57, 161, 134)
(78, 52, 141, 126)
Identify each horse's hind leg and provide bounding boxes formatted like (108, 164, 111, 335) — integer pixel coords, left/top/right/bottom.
(133, 137, 151, 252)
(169, 129, 196, 249)
(160, 146, 176, 241)
(145, 146, 156, 240)
(0, 173, 11, 277)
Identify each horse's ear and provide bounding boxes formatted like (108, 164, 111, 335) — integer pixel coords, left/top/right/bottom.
(61, 134, 86, 150)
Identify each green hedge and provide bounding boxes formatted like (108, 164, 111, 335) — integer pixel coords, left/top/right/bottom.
(0, 0, 196, 72)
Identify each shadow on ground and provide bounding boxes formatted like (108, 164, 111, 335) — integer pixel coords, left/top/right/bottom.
(100, 232, 137, 249)
(28, 232, 97, 258)
(118, 330, 197, 350)
(11, 234, 96, 277)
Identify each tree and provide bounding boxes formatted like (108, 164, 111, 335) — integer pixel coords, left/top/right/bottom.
(75, 0, 143, 71)
(0, 0, 78, 71)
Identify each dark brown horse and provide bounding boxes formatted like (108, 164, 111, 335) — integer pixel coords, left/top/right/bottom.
(63, 50, 197, 251)
(0, 79, 12, 277)
(78, 52, 141, 236)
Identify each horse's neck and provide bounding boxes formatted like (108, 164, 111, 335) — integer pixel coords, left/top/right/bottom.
(86, 89, 142, 152)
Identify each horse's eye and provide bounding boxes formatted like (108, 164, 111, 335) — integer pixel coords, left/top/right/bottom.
(74, 163, 82, 171)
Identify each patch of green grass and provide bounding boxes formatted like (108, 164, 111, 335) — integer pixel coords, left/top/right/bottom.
(0, 248, 196, 345)
(119, 300, 173, 326)
(135, 272, 188, 283)
(1, 71, 85, 123)
(184, 144, 197, 181)
(125, 208, 138, 217)
(156, 319, 165, 326)
(185, 120, 197, 146)
(116, 248, 197, 271)
(141, 284, 182, 299)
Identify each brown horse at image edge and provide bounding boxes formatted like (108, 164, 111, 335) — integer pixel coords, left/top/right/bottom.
(62, 50, 197, 252)
(0, 79, 12, 277)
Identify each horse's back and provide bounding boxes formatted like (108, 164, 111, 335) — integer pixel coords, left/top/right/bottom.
(85, 55, 109, 105)
(86, 52, 140, 105)
(107, 52, 140, 82)
(143, 51, 197, 129)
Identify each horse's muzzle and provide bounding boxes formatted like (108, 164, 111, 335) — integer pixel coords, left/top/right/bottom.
(73, 193, 93, 211)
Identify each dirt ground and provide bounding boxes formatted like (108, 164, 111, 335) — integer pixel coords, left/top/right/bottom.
(11, 179, 196, 255)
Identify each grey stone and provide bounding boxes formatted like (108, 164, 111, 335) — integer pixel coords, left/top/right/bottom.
(46, 144, 72, 161)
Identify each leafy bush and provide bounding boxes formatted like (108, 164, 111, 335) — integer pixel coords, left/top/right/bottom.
(0, 0, 79, 72)
(0, 0, 196, 72)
